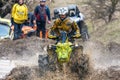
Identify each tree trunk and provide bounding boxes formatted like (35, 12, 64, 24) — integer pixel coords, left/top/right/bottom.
(108, 0, 119, 22)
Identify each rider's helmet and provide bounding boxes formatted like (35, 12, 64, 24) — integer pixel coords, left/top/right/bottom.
(58, 7, 69, 21)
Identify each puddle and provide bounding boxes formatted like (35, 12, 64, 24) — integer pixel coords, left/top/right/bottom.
(0, 59, 16, 79)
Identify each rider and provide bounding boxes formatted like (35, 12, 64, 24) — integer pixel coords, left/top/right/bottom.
(48, 7, 80, 42)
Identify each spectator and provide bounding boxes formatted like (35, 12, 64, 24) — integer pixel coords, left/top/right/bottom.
(11, 0, 28, 40)
(34, 0, 51, 38)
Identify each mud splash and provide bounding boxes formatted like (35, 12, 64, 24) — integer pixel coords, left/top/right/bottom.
(0, 37, 43, 60)
(0, 38, 120, 80)
(84, 41, 120, 70)
(84, 41, 120, 80)
(86, 66, 120, 80)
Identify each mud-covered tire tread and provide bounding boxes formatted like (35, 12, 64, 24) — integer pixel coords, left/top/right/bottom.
(70, 46, 89, 79)
(47, 48, 57, 71)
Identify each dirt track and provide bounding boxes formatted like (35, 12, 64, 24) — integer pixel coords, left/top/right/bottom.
(0, 37, 119, 80)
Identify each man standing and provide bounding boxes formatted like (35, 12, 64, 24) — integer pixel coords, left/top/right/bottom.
(11, 0, 28, 40)
(34, 0, 51, 38)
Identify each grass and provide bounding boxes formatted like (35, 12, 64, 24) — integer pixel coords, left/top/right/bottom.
(91, 19, 120, 44)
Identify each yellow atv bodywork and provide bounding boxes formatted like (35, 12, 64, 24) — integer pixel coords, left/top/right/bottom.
(55, 42, 73, 63)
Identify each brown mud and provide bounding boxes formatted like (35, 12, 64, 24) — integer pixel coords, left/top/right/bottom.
(0, 38, 119, 80)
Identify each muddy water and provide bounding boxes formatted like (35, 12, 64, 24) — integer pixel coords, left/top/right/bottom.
(0, 59, 15, 79)
(0, 37, 44, 79)
(0, 38, 120, 80)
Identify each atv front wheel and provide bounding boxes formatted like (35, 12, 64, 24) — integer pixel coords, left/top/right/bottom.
(70, 46, 89, 79)
(38, 47, 57, 75)
(47, 46, 57, 71)
(38, 54, 49, 76)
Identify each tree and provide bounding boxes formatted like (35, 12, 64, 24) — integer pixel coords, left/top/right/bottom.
(87, 0, 120, 23)
(108, 0, 119, 22)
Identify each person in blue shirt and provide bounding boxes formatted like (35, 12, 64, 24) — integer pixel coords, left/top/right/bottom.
(34, 0, 51, 38)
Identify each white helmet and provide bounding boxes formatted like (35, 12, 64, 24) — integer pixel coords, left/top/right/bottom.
(58, 7, 68, 15)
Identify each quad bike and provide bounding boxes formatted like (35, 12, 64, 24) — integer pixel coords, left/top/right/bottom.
(38, 31, 89, 78)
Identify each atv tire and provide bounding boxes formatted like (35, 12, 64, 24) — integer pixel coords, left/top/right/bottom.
(70, 46, 89, 80)
(38, 48, 57, 76)
(47, 47, 57, 71)
(38, 54, 49, 76)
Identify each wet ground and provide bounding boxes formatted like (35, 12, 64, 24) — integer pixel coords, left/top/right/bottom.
(0, 37, 120, 80)
(84, 41, 120, 80)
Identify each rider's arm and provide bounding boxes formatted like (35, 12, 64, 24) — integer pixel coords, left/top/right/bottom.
(48, 20, 58, 38)
(50, 20, 58, 30)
